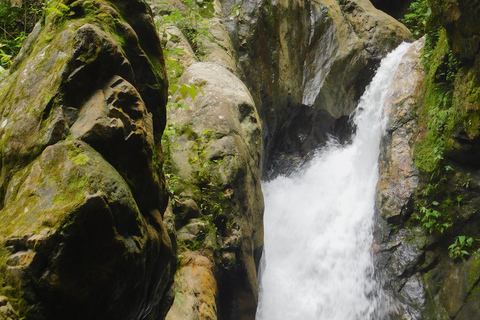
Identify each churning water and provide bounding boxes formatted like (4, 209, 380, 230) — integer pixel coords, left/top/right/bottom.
(256, 42, 412, 320)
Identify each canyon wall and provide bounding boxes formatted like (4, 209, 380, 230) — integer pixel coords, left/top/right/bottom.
(375, 0, 480, 318)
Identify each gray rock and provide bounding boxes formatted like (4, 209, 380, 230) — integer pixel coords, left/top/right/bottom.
(226, 0, 413, 176)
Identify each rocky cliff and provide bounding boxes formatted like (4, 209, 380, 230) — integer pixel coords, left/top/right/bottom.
(155, 0, 414, 319)
(3, 0, 477, 318)
(0, 0, 175, 319)
(374, 0, 480, 318)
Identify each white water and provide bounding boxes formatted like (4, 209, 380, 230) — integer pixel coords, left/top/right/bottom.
(256, 42, 412, 320)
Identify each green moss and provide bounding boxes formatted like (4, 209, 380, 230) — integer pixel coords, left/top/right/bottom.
(53, 174, 89, 205)
(67, 147, 89, 165)
(414, 23, 480, 175)
(198, 0, 215, 18)
(469, 253, 480, 292)
(414, 29, 450, 172)
(0, 243, 34, 318)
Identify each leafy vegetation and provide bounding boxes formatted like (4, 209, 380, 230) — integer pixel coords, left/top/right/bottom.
(154, 0, 226, 240)
(0, 0, 44, 75)
(153, 0, 214, 58)
(404, 0, 480, 255)
(449, 235, 475, 261)
(400, 0, 431, 39)
(162, 114, 230, 254)
(417, 200, 452, 233)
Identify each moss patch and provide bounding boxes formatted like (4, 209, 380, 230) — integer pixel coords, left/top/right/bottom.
(414, 27, 480, 174)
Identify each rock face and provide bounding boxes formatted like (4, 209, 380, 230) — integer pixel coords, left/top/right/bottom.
(164, 60, 263, 320)
(374, 38, 426, 319)
(157, 0, 414, 318)
(0, 0, 175, 319)
(375, 0, 480, 318)
(222, 0, 413, 177)
(153, 1, 264, 319)
(376, 39, 424, 224)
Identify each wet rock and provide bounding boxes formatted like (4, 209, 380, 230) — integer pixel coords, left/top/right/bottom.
(225, 0, 413, 176)
(377, 38, 425, 223)
(374, 39, 427, 319)
(398, 274, 426, 319)
(440, 252, 480, 318)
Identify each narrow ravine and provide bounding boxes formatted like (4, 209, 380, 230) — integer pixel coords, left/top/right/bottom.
(256, 42, 413, 320)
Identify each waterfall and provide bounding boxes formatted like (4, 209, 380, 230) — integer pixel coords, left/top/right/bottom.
(256, 42, 412, 320)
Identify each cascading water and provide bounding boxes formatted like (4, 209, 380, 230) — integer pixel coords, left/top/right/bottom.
(256, 42, 413, 320)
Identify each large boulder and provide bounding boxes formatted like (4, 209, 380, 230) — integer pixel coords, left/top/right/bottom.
(376, 38, 425, 224)
(156, 2, 264, 318)
(164, 60, 263, 319)
(0, 0, 175, 319)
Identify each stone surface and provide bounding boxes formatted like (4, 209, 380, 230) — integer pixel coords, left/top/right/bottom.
(377, 38, 425, 222)
(0, 0, 175, 319)
(0, 296, 16, 320)
(165, 60, 263, 320)
(223, 0, 413, 177)
(373, 38, 427, 319)
(166, 251, 218, 320)
(374, 0, 480, 317)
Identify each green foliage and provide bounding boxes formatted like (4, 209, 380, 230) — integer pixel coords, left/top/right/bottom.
(400, 0, 431, 39)
(169, 82, 204, 101)
(230, 2, 242, 16)
(0, 0, 44, 74)
(414, 199, 452, 234)
(162, 114, 228, 253)
(155, 0, 213, 57)
(162, 83, 223, 220)
(413, 166, 456, 234)
(449, 235, 474, 261)
(164, 47, 186, 85)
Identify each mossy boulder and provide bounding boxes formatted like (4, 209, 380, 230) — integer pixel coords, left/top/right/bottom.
(0, 0, 175, 318)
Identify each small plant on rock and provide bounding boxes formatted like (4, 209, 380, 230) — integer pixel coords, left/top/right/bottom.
(415, 200, 452, 234)
(448, 235, 474, 262)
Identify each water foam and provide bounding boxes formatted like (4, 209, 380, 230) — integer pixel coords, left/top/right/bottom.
(256, 42, 412, 320)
